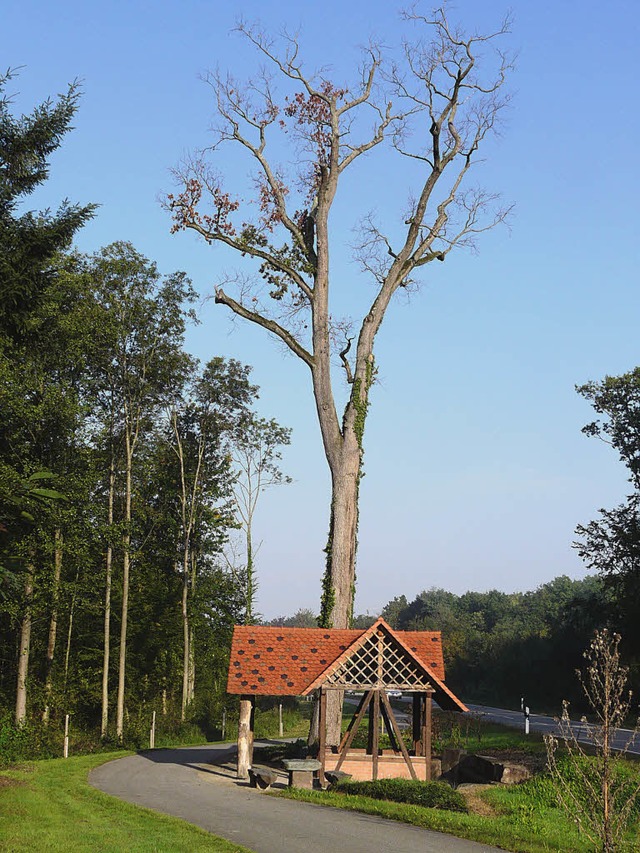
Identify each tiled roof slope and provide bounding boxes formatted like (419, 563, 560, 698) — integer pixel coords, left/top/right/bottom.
(227, 626, 362, 696)
(226, 622, 446, 696)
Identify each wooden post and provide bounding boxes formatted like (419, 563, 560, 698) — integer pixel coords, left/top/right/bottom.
(237, 694, 254, 779)
(63, 714, 69, 758)
(424, 690, 433, 781)
(278, 703, 283, 738)
(222, 709, 226, 740)
(380, 691, 417, 781)
(371, 690, 380, 781)
(150, 710, 156, 749)
(335, 690, 373, 773)
(249, 698, 255, 766)
(318, 688, 327, 786)
(412, 693, 423, 756)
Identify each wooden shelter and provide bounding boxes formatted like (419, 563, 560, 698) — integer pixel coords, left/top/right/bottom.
(226, 617, 467, 781)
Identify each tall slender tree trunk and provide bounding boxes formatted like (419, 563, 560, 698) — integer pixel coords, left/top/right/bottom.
(15, 562, 34, 724)
(63, 566, 80, 692)
(42, 529, 63, 723)
(187, 550, 196, 703)
(101, 459, 116, 738)
(116, 439, 133, 741)
(244, 526, 254, 624)
(180, 556, 189, 722)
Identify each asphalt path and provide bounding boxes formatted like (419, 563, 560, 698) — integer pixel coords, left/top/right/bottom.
(90, 742, 501, 853)
(465, 703, 640, 756)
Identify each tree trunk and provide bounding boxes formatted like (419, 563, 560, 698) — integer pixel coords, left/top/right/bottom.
(320, 435, 362, 744)
(101, 458, 116, 738)
(180, 558, 189, 722)
(63, 567, 80, 692)
(187, 626, 195, 703)
(15, 563, 34, 725)
(326, 442, 361, 626)
(237, 695, 255, 779)
(187, 550, 196, 703)
(116, 441, 133, 741)
(42, 529, 63, 724)
(245, 527, 254, 624)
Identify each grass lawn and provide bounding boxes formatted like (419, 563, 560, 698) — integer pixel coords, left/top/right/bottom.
(0, 752, 250, 852)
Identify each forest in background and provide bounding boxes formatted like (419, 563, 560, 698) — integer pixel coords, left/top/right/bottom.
(272, 573, 638, 716)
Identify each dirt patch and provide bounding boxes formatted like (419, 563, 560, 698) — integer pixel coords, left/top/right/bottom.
(457, 784, 498, 816)
(0, 775, 26, 790)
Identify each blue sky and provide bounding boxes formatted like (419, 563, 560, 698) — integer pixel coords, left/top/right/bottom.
(4, 0, 639, 618)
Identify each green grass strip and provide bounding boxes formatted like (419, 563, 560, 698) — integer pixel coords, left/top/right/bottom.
(0, 752, 250, 852)
(273, 786, 601, 853)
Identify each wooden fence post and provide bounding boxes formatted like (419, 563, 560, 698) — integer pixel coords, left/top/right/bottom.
(63, 714, 69, 758)
(150, 710, 156, 749)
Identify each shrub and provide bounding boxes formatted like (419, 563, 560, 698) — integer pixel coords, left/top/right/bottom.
(333, 777, 468, 813)
(0, 713, 61, 765)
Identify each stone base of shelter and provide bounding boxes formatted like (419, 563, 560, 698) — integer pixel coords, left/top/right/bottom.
(324, 748, 442, 782)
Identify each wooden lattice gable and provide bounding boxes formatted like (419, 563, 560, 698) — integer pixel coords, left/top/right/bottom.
(303, 618, 468, 712)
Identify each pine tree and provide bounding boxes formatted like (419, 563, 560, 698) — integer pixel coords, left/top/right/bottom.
(0, 70, 95, 338)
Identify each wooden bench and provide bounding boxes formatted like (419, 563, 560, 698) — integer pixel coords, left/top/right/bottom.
(248, 766, 279, 789)
(281, 758, 322, 789)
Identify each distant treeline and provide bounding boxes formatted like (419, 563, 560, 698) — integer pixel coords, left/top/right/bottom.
(380, 576, 620, 713)
(272, 574, 636, 715)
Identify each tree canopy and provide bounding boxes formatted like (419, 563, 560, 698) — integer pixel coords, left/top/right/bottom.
(0, 71, 95, 338)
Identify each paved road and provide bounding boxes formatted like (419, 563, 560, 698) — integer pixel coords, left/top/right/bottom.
(90, 743, 500, 853)
(465, 703, 640, 756)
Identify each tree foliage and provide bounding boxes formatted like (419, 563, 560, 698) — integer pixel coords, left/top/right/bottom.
(0, 239, 286, 743)
(0, 71, 95, 338)
(380, 577, 611, 710)
(575, 370, 640, 659)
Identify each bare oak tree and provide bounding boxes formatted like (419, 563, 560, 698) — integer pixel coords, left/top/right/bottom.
(169, 8, 512, 741)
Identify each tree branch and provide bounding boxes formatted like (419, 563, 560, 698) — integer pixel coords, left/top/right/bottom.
(215, 287, 314, 368)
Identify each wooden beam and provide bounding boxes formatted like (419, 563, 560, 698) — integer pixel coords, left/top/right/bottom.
(237, 694, 254, 779)
(380, 694, 400, 752)
(425, 689, 433, 781)
(412, 693, 423, 756)
(371, 689, 380, 781)
(380, 690, 417, 781)
(334, 690, 373, 773)
(338, 690, 368, 753)
(318, 688, 327, 786)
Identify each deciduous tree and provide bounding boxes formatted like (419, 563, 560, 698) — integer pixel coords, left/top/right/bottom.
(575, 369, 640, 658)
(169, 7, 512, 741)
(229, 415, 291, 624)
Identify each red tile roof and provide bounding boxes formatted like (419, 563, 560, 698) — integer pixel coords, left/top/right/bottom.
(226, 618, 466, 712)
(227, 625, 360, 696)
